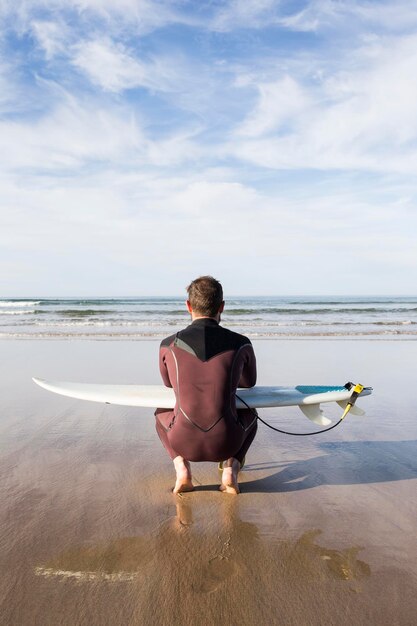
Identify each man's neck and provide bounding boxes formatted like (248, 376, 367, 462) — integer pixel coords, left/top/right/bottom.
(191, 314, 220, 323)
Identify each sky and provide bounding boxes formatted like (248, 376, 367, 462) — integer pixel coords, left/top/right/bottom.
(1, 0, 417, 296)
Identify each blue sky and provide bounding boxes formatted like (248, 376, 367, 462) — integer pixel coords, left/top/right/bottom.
(1, 0, 417, 296)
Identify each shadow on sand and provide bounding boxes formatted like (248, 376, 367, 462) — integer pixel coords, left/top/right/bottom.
(241, 440, 417, 493)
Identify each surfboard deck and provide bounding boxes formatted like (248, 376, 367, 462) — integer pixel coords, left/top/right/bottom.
(32, 378, 372, 426)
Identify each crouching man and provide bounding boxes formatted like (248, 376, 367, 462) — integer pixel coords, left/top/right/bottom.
(155, 276, 257, 494)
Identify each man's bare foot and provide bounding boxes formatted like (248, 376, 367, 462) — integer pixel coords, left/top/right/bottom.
(220, 457, 240, 494)
(173, 456, 194, 494)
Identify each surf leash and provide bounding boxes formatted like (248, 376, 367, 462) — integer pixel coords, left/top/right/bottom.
(235, 382, 366, 437)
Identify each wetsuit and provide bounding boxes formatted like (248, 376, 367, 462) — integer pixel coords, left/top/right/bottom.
(155, 318, 258, 463)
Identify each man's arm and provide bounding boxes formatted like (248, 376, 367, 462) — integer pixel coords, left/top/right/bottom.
(159, 346, 173, 388)
(238, 343, 257, 388)
(159, 334, 176, 388)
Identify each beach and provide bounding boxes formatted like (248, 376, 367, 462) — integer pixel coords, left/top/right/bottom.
(0, 337, 416, 626)
(2, 0, 417, 621)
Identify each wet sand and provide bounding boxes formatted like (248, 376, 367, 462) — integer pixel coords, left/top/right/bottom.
(0, 338, 416, 625)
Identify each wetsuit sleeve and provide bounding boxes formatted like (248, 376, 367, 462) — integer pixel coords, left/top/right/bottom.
(238, 344, 257, 388)
(159, 346, 173, 388)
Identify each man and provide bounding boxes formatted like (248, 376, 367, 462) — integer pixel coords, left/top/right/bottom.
(155, 276, 257, 494)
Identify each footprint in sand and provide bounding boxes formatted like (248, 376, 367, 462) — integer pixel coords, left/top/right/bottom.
(194, 556, 238, 593)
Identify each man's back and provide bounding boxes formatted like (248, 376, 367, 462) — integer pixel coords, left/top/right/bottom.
(160, 318, 256, 415)
(156, 318, 257, 462)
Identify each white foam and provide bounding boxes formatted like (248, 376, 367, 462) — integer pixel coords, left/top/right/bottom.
(0, 309, 35, 315)
(34, 566, 137, 582)
(0, 301, 40, 307)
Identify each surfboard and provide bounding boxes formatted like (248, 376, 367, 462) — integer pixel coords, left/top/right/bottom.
(32, 378, 372, 426)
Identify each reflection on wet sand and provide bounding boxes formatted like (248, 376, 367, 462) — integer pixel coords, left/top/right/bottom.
(35, 496, 370, 592)
(281, 529, 370, 583)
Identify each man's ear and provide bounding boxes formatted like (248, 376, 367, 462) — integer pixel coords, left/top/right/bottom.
(186, 300, 193, 314)
(219, 301, 225, 313)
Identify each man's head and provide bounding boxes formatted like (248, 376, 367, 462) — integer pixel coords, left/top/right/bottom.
(186, 275, 224, 319)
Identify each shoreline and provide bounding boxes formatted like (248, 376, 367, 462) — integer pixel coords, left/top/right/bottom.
(1, 333, 417, 341)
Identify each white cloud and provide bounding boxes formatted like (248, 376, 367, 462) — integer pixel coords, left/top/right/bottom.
(0, 93, 145, 171)
(231, 33, 417, 173)
(237, 76, 311, 137)
(146, 132, 202, 167)
(0, 103, 203, 173)
(277, 0, 347, 32)
(71, 0, 187, 32)
(168, 180, 260, 216)
(210, 0, 280, 31)
(30, 19, 70, 59)
(71, 37, 186, 94)
(2, 166, 416, 295)
(0, 60, 20, 114)
(278, 0, 417, 34)
(207, 0, 417, 34)
(1, 0, 181, 34)
(354, 0, 417, 32)
(71, 38, 151, 92)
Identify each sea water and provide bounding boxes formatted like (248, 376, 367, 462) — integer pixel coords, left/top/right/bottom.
(0, 296, 416, 339)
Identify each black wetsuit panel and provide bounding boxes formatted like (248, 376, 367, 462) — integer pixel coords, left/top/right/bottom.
(161, 318, 250, 361)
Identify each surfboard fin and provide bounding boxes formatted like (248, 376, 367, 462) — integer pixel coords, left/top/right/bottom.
(337, 400, 365, 416)
(299, 404, 332, 426)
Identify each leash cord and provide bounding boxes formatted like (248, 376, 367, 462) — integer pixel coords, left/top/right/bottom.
(235, 393, 345, 436)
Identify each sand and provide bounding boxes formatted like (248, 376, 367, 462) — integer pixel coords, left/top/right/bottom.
(0, 338, 416, 626)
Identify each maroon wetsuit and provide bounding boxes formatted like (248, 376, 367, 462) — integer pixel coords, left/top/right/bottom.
(155, 318, 258, 463)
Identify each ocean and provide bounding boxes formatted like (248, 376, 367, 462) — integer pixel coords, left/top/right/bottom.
(0, 296, 416, 340)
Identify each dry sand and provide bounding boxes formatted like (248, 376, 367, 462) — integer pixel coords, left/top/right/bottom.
(0, 338, 416, 625)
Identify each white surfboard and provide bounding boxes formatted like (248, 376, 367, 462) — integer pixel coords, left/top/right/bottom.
(32, 378, 372, 426)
